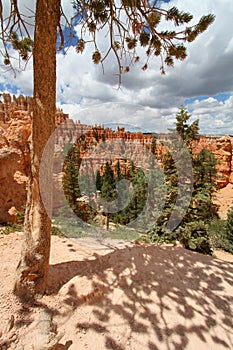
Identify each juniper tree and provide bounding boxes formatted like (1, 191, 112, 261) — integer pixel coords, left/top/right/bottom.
(0, 0, 215, 298)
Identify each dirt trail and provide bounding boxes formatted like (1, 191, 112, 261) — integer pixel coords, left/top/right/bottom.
(0, 232, 232, 350)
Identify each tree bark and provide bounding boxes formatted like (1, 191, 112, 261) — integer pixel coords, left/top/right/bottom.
(14, 0, 60, 301)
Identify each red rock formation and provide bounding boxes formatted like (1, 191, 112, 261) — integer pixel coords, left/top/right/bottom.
(0, 109, 31, 222)
(0, 93, 32, 123)
(0, 96, 68, 222)
(0, 148, 28, 222)
(229, 138, 233, 184)
(192, 135, 232, 188)
(0, 95, 232, 222)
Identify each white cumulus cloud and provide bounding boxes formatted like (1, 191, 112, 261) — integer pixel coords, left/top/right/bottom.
(0, 0, 232, 134)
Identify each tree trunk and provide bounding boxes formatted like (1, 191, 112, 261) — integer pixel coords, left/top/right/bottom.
(106, 213, 110, 230)
(14, 0, 60, 301)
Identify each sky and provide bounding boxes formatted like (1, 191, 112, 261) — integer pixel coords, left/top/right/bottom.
(0, 0, 233, 135)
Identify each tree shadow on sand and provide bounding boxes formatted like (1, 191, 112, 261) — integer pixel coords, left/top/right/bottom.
(47, 244, 233, 349)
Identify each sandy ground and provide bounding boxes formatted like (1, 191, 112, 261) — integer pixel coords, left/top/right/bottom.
(0, 232, 232, 350)
(214, 183, 233, 219)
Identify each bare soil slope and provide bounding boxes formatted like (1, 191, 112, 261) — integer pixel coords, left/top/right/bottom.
(0, 232, 232, 350)
(214, 183, 233, 219)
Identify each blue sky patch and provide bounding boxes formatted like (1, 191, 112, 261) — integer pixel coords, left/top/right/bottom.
(0, 83, 22, 95)
(57, 27, 78, 54)
(185, 93, 231, 105)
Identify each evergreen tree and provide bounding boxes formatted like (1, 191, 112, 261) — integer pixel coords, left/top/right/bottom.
(151, 136, 157, 156)
(225, 208, 233, 253)
(148, 107, 217, 254)
(150, 135, 158, 168)
(96, 169, 102, 191)
(116, 160, 122, 181)
(2, 1, 214, 299)
(62, 146, 81, 211)
(194, 149, 218, 191)
(95, 159, 149, 227)
(175, 106, 199, 149)
(101, 162, 116, 192)
(62, 145, 95, 222)
(130, 167, 148, 221)
(115, 160, 127, 213)
(100, 162, 117, 229)
(193, 149, 218, 220)
(111, 162, 148, 226)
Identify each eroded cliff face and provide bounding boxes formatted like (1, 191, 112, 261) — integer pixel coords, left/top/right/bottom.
(192, 135, 233, 188)
(230, 138, 233, 184)
(0, 109, 31, 222)
(0, 94, 68, 222)
(56, 122, 233, 188)
(0, 94, 232, 222)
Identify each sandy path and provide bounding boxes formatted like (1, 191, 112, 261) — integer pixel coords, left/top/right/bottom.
(0, 232, 232, 350)
(214, 183, 233, 219)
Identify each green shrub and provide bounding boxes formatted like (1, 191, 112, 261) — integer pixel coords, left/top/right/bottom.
(208, 218, 228, 249)
(208, 216, 233, 254)
(15, 205, 26, 224)
(51, 226, 65, 238)
(0, 222, 23, 235)
(178, 221, 212, 255)
(225, 208, 233, 253)
(146, 223, 178, 245)
(0, 224, 12, 235)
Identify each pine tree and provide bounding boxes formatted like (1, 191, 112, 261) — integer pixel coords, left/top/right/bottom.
(116, 160, 122, 181)
(151, 136, 157, 156)
(62, 145, 95, 222)
(62, 145, 81, 211)
(194, 149, 218, 191)
(225, 208, 233, 253)
(112, 162, 148, 226)
(115, 160, 126, 214)
(100, 162, 117, 229)
(193, 149, 218, 220)
(175, 106, 199, 149)
(96, 169, 102, 191)
(148, 107, 217, 254)
(124, 166, 148, 223)
(2, 0, 214, 299)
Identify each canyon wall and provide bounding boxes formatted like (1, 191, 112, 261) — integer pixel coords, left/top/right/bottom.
(0, 94, 68, 222)
(56, 120, 233, 188)
(0, 94, 232, 222)
(192, 135, 233, 188)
